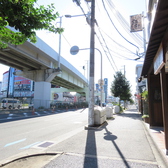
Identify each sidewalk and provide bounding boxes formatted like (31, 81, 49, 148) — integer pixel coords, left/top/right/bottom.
(143, 121, 168, 167)
(1, 107, 168, 168)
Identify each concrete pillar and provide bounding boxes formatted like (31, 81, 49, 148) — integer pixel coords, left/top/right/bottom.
(34, 82, 51, 109)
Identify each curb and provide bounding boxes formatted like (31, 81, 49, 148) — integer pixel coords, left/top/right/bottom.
(0, 151, 63, 167)
(142, 120, 168, 168)
(84, 121, 108, 130)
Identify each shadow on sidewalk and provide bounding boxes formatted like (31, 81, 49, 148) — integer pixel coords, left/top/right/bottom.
(83, 123, 131, 168)
(84, 130, 98, 168)
(104, 127, 131, 168)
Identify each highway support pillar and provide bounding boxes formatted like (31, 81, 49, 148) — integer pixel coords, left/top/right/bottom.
(34, 82, 51, 109)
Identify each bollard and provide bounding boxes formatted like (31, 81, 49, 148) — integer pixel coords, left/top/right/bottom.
(66, 106, 68, 111)
(32, 108, 35, 115)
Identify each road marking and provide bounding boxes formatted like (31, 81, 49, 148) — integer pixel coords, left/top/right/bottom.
(7, 114, 14, 119)
(20, 141, 41, 149)
(44, 111, 50, 114)
(4, 138, 26, 147)
(23, 113, 28, 117)
(35, 112, 40, 116)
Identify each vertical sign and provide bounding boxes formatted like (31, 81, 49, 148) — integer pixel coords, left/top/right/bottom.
(130, 14, 142, 32)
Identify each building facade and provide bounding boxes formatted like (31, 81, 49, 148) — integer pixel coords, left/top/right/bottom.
(140, 0, 168, 154)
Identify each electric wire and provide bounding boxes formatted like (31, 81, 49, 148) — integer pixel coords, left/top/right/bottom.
(99, 27, 136, 55)
(72, 0, 143, 72)
(62, 34, 72, 47)
(105, 0, 144, 47)
(95, 32, 117, 73)
(101, 0, 140, 51)
(95, 23, 118, 71)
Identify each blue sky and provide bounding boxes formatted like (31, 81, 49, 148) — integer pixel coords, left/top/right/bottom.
(0, 0, 146, 94)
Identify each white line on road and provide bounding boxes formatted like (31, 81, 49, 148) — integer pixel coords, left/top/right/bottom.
(7, 114, 13, 119)
(23, 113, 28, 117)
(20, 141, 41, 150)
(43, 111, 50, 114)
(35, 112, 40, 116)
(4, 138, 26, 147)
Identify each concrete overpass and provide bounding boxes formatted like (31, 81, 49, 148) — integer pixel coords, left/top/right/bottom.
(0, 36, 88, 108)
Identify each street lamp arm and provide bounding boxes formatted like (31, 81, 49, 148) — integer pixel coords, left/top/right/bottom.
(65, 14, 86, 18)
(70, 46, 103, 107)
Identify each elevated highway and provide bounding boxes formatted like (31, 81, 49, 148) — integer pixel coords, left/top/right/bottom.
(0, 36, 88, 107)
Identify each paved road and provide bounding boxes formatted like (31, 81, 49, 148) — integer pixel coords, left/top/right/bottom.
(0, 108, 87, 161)
(0, 108, 78, 123)
(0, 106, 166, 167)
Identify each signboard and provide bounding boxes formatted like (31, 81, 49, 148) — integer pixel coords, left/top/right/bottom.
(154, 44, 164, 75)
(130, 14, 142, 32)
(70, 46, 79, 55)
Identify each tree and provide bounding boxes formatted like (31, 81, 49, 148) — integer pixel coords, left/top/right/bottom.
(0, 0, 63, 49)
(110, 71, 132, 107)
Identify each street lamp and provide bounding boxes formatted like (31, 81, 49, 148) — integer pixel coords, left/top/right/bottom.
(65, 0, 95, 126)
(70, 46, 103, 108)
(57, 13, 90, 71)
(57, 16, 63, 70)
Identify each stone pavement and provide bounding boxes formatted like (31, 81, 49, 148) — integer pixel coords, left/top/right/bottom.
(1, 107, 168, 168)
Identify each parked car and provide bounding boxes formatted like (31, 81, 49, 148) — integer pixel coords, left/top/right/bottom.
(0, 98, 22, 109)
(29, 103, 34, 109)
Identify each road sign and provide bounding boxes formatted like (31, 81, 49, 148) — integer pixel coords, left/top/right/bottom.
(70, 46, 79, 55)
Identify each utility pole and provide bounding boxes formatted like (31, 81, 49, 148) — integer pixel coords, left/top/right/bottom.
(88, 0, 95, 126)
(58, 16, 63, 70)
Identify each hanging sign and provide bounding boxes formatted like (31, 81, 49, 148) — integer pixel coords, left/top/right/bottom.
(130, 14, 142, 32)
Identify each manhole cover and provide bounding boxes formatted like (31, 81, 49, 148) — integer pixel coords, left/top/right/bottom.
(38, 142, 54, 148)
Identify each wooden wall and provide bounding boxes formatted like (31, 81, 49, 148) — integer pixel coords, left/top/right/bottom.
(148, 74, 163, 126)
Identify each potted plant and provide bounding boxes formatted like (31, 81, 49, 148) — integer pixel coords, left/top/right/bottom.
(142, 114, 149, 123)
(141, 91, 149, 123)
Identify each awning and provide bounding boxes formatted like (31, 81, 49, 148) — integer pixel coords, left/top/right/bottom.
(141, 0, 168, 77)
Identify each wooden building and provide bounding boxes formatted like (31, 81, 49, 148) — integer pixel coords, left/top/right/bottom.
(141, 0, 168, 154)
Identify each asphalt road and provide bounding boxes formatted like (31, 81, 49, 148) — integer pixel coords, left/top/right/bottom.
(0, 108, 88, 161)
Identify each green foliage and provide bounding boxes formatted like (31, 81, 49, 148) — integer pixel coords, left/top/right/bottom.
(110, 71, 132, 102)
(141, 90, 148, 101)
(142, 114, 149, 118)
(0, 0, 63, 48)
(117, 104, 124, 112)
(129, 99, 134, 104)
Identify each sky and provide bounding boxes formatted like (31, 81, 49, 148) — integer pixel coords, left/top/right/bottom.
(0, 0, 146, 95)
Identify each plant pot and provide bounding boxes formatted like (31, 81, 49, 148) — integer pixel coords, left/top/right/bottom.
(144, 117, 149, 123)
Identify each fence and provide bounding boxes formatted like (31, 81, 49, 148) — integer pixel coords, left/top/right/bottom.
(0, 97, 88, 110)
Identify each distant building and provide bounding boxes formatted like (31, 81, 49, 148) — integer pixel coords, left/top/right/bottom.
(1, 68, 78, 103)
(1, 68, 34, 101)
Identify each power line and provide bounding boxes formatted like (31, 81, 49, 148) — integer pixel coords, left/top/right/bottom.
(101, 0, 140, 52)
(95, 23, 118, 71)
(105, 0, 144, 47)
